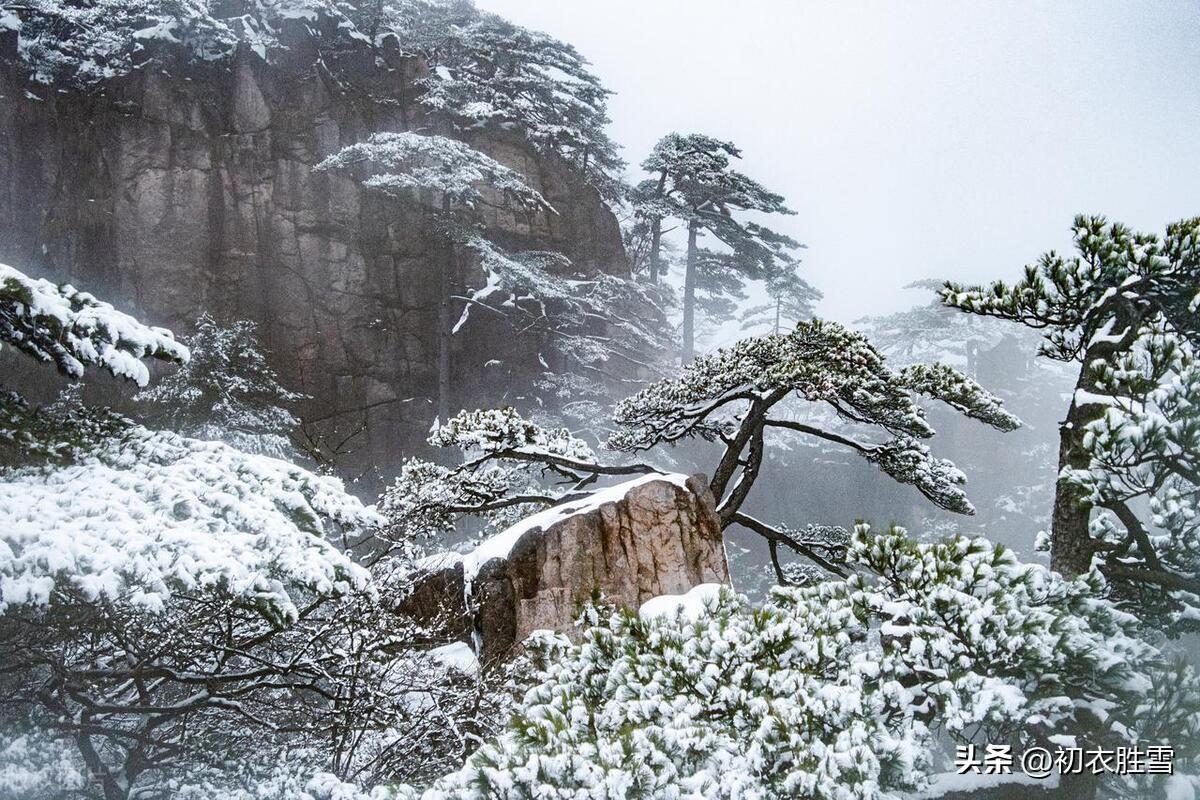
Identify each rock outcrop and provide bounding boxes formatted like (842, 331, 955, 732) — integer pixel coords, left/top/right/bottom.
(401, 473, 730, 662)
(0, 37, 626, 477)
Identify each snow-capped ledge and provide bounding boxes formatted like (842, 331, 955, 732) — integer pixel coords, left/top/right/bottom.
(398, 472, 729, 662)
(461, 472, 694, 583)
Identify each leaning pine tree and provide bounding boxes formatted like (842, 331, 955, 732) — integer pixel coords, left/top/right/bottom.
(382, 319, 1020, 581)
(943, 215, 1200, 631)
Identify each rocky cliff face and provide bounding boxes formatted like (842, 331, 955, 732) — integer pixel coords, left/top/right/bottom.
(0, 39, 627, 476)
(402, 473, 730, 663)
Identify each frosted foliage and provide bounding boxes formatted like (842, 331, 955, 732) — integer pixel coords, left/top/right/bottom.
(412, 7, 623, 198)
(135, 314, 303, 458)
(454, 237, 675, 384)
(8, 0, 237, 85)
(942, 216, 1200, 363)
(1067, 326, 1200, 625)
(0, 425, 375, 619)
(897, 363, 1020, 431)
(612, 319, 1018, 514)
(0, 262, 188, 385)
(318, 132, 551, 212)
(614, 321, 929, 447)
(411, 527, 1196, 799)
(430, 407, 595, 461)
(0, 730, 87, 799)
(8, 0, 392, 85)
(380, 409, 596, 545)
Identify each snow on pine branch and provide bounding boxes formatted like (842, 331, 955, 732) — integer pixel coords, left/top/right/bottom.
(411, 6, 625, 199)
(609, 319, 1017, 516)
(429, 407, 596, 462)
(317, 132, 553, 213)
(380, 409, 647, 549)
(0, 425, 377, 620)
(408, 525, 1197, 800)
(1064, 324, 1200, 627)
(0, 263, 188, 386)
(453, 236, 675, 377)
(898, 362, 1021, 431)
(941, 215, 1200, 363)
(611, 319, 937, 449)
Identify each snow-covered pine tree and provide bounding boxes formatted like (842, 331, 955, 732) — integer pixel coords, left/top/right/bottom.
(0, 262, 478, 799)
(389, 320, 1020, 581)
(320, 132, 673, 436)
(634, 133, 804, 361)
(942, 216, 1200, 630)
(407, 525, 1199, 800)
(0, 262, 187, 383)
(397, 2, 625, 200)
(319, 131, 553, 424)
(739, 259, 821, 336)
(133, 313, 303, 458)
(0, 261, 188, 465)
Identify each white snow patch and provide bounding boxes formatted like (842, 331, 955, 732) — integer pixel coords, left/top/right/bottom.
(429, 641, 478, 676)
(639, 583, 724, 622)
(461, 473, 691, 582)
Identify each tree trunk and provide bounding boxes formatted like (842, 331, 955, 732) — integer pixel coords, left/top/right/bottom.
(1050, 378, 1105, 577)
(681, 220, 699, 363)
(649, 216, 662, 283)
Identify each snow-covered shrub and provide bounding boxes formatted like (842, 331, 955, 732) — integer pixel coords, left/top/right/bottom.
(0, 384, 127, 467)
(379, 408, 606, 548)
(0, 262, 187, 384)
(408, 526, 1199, 800)
(0, 424, 375, 613)
(0, 728, 88, 800)
(135, 313, 304, 459)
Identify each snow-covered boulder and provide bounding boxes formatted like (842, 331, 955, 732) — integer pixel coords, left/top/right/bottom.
(404, 473, 729, 662)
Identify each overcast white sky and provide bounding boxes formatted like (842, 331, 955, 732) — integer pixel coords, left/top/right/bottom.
(476, 0, 1200, 322)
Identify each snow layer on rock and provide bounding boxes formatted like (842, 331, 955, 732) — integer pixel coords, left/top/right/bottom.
(0, 426, 376, 617)
(461, 473, 691, 582)
(638, 583, 725, 622)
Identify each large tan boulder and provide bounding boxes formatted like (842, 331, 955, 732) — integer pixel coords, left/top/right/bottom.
(402, 473, 729, 662)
